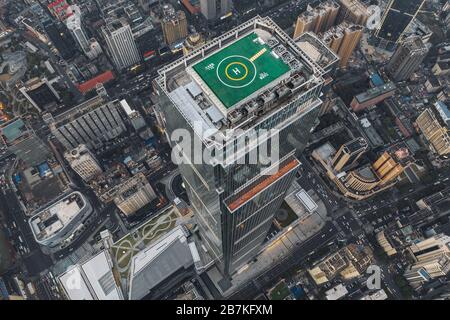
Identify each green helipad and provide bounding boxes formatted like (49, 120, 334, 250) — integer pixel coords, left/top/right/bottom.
(192, 32, 290, 109)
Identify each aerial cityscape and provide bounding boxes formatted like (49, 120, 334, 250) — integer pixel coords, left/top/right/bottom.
(0, 0, 450, 304)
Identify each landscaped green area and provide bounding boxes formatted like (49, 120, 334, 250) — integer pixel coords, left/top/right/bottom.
(111, 207, 180, 277)
(192, 32, 290, 109)
(268, 280, 291, 300)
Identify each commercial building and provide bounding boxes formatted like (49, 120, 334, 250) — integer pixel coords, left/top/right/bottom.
(58, 250, 124, 300)
(293, 0, 340, 39)
(200, 0, 232, 20)
(128, 226, 201, 300)
(336, 0, 368, 26)
(350, 82, 396, 112)
(375, 0, 426, 47)
(64, 144, 102, 182)
(322, 22, 363, 68)
(404, 234, 450, 288)
(416, 108, 450, 156)
(154, 16, 325, 277)
(386, 36, 428, 82)
(112, 172, 157, 216)
(101, 18, 140, 70)
(28, 191, 94, 249)
(161, 5, 188, 45)
(314, 142, 413, 200)
(48, 96, 127, 151)
(332, 137, 368, 172)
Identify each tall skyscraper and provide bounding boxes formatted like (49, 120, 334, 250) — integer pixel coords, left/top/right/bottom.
(386, 36, 428, 82)
(200, 0, 232, 20)
(101, 18, 140, 70)
(322, 22, 363, 68)
(332, 137, 368, 172)
(375, 0, 426, 46)
(64, 144, 102, 182)
(154, 17, 325, 277)
(49, 96, 127, 150)
(293, 0, 340, 39)
(161, 5, 188, 45)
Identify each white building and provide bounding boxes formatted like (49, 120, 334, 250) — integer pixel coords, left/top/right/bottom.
(28, 192, 94, 249)
(102, 18, 140, 70)
(58, 250, 124, 300)
(64, 144, 102, 182)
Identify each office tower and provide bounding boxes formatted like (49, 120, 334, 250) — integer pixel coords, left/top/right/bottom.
(113, 173, 157, 216)
(64, 144, 102, 182)
(49, 96, 127, 151)
(332, 137, 368, 172)
(386, 36, 428, 82)
(154, 17, 325, 277)
(102, 18, 140, 70)
(416, 109, 450, 156)
(375, 0, 426, 46)
(161, 6, 188, 45)
(18, 77, 61, 112)
(322, 22, 363, 68)
(404, 234, 450, 288)
(337, 0, 368, 26)
(200, 0, 232, 20)
(293, 0, 340, 39)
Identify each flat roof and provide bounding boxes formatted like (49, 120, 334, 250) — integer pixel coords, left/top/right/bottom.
(59, 250, 123, 300)
(29, 191, 86, 241)
(192, 32, 291, 109)
(295, 189, 318, 213)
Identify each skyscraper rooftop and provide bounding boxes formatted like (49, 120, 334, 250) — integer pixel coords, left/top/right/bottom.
(155, 16, 325, 148)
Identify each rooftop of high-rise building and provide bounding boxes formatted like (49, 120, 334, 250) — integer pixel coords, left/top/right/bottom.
(294, 32, 340, 73)
(155, 16, 325, 147)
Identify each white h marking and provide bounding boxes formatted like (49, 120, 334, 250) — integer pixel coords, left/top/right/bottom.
(233, 68, 241, 75)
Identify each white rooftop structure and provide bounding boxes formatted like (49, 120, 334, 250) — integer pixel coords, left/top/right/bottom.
(360, 289, 388, 300)
(325, 284, 348, 300)
(295, 189, 318, 213)
(59, 250, 124, 300)
(29, 191, 90, 245)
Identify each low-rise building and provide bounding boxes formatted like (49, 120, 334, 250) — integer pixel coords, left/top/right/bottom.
(28, 191, 94, 249)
